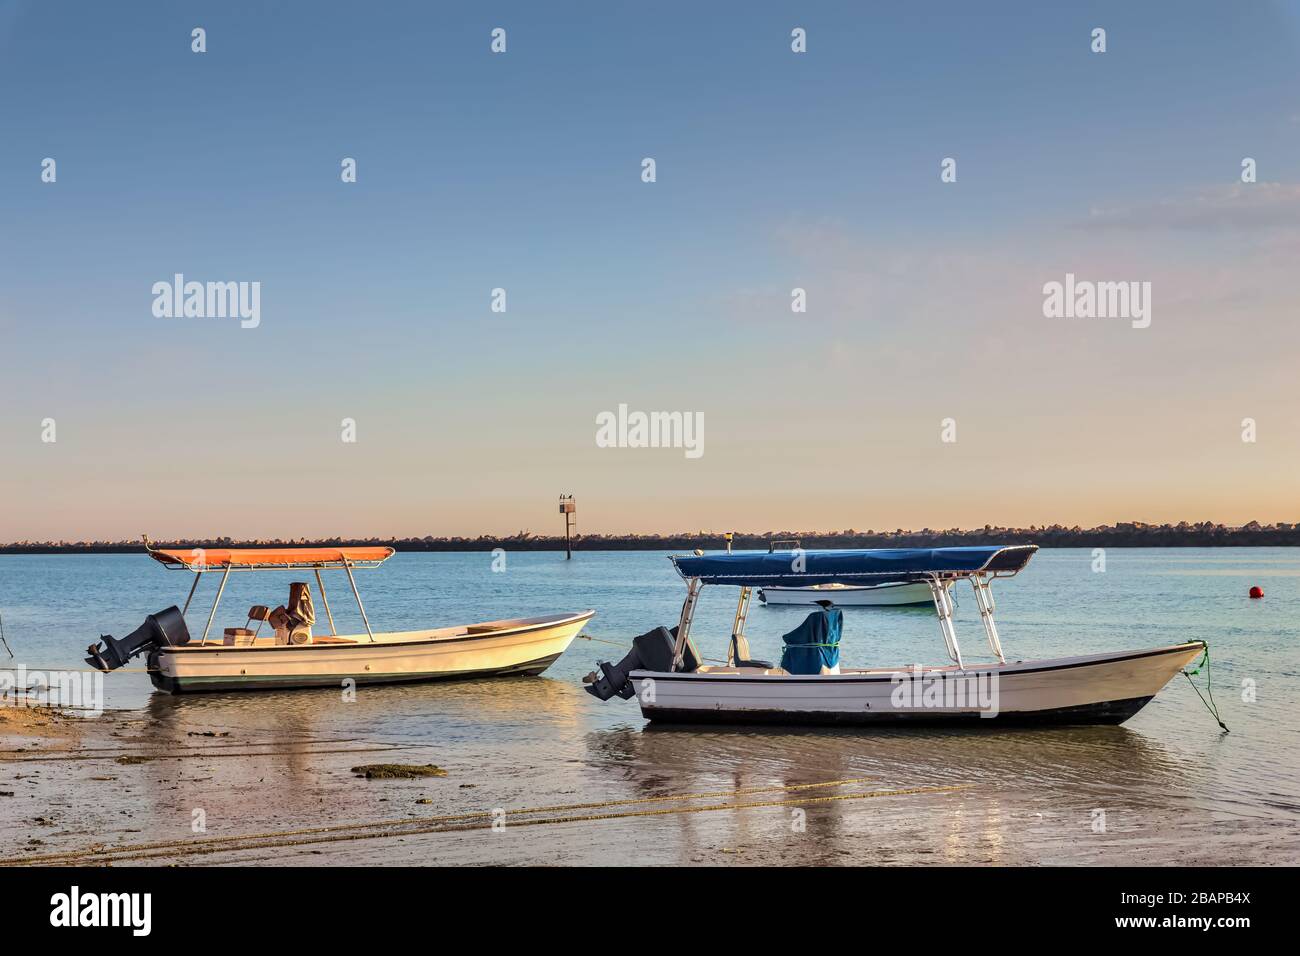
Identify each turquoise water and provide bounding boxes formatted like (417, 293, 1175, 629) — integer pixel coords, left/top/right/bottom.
(2, 548, 1295, 707)
(3, 548, 1298, 864)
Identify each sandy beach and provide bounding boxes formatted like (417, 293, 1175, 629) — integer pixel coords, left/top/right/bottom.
(0, 706, 966, 866)
(4, 697, 1295, 867)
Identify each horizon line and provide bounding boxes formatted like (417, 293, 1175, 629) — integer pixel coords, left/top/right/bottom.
(4, 519, 1299, 551)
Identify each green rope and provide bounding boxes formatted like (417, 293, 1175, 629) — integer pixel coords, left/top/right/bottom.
(1182, 644, 1229, 733)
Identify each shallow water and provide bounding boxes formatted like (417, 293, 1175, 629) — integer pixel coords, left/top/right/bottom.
(2, 548, 1298, 864)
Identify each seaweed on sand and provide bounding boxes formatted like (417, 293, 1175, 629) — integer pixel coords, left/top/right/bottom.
(350, 763, 447, 779)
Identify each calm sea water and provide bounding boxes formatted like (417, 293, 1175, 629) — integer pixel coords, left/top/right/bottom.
(3, 548, 1298, 864)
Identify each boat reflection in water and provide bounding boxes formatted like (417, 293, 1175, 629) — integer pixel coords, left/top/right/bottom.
(109, 676, 590, 859)
(582, 721, 1193, 865)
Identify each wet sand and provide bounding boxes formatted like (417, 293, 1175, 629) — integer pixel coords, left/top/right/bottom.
(3, 687, 1296, 866)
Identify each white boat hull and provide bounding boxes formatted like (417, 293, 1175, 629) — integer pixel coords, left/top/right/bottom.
(150, 611, 594, 693)
(757, 582, 941, 606)
(628, 641, 1205, 727)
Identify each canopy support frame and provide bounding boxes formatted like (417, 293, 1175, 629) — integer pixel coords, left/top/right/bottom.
(315, 569, 337, 637)
(672, 578, 702, 671)
(971, 574, 1005, 663)
(928, 577, 964, 669)
(180, 574, 201, 617)
(200, 566, 232, 644)
(343, 560, 376, 643)
(727, 586, 753, 666)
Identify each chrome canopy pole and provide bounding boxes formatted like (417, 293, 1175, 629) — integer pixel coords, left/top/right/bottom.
(944, 582, 964, 669)
(929, 577, 963, 669)
(180, 573, 201, 617)
(314, 569, 337, 636)
(200, 567, 231, 644)
(344, 561, 375, 643)
(728, 586, 752, 666)
(927, 578, 951, 659)
(972, 575, 1005, 663)
(672, 578, 702, 670)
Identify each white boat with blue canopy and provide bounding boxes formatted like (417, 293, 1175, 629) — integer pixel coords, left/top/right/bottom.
(582, 544, 1208, 727)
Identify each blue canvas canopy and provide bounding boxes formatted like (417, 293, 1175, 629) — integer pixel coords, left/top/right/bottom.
(670, 545, 1037, 588)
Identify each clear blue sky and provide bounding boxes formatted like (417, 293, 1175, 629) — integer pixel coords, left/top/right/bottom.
(2, 1, 1299, 539)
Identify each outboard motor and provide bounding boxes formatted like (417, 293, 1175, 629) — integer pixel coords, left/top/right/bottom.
(583, 626, 701, 701)
(85, 606, 190, 671)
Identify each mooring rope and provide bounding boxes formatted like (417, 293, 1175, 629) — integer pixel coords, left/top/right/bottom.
(574, 633, 630, 649)
(1181, 644, 1229, 733)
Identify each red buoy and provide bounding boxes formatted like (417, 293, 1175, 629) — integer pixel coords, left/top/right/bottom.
(1249, 586, 1264, 599)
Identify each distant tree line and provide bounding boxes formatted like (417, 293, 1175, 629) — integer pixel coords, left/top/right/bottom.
(3, 521, 1299, 553)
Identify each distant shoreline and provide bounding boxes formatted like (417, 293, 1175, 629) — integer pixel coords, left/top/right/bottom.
(3, 522, 1298, 554)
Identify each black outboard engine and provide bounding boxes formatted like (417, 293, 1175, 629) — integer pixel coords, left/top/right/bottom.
(583, 626, 701, 701)
(85, 606, 190, 671)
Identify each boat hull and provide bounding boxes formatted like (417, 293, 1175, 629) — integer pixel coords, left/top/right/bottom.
(149, 611, 593, 694)
(629, 641, 1204, 728)
(757, 582, 940, 607)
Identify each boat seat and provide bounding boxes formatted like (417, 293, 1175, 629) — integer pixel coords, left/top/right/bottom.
(728, 632, 774, 670)
(267, 583, 317, 645)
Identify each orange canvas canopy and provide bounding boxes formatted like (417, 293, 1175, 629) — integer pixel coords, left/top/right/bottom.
(149, 546, 396, 571)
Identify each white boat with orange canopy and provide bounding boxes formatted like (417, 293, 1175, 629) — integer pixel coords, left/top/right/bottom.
(84, 542, 593, 694)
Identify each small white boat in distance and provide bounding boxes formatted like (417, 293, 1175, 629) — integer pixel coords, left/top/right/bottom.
(584, 545, 1206, 727)
(758, 581, 940, 607)
(85, 543, 593, 693)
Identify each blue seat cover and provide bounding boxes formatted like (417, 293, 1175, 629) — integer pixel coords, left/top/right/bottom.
(779, 608, 842, 675)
